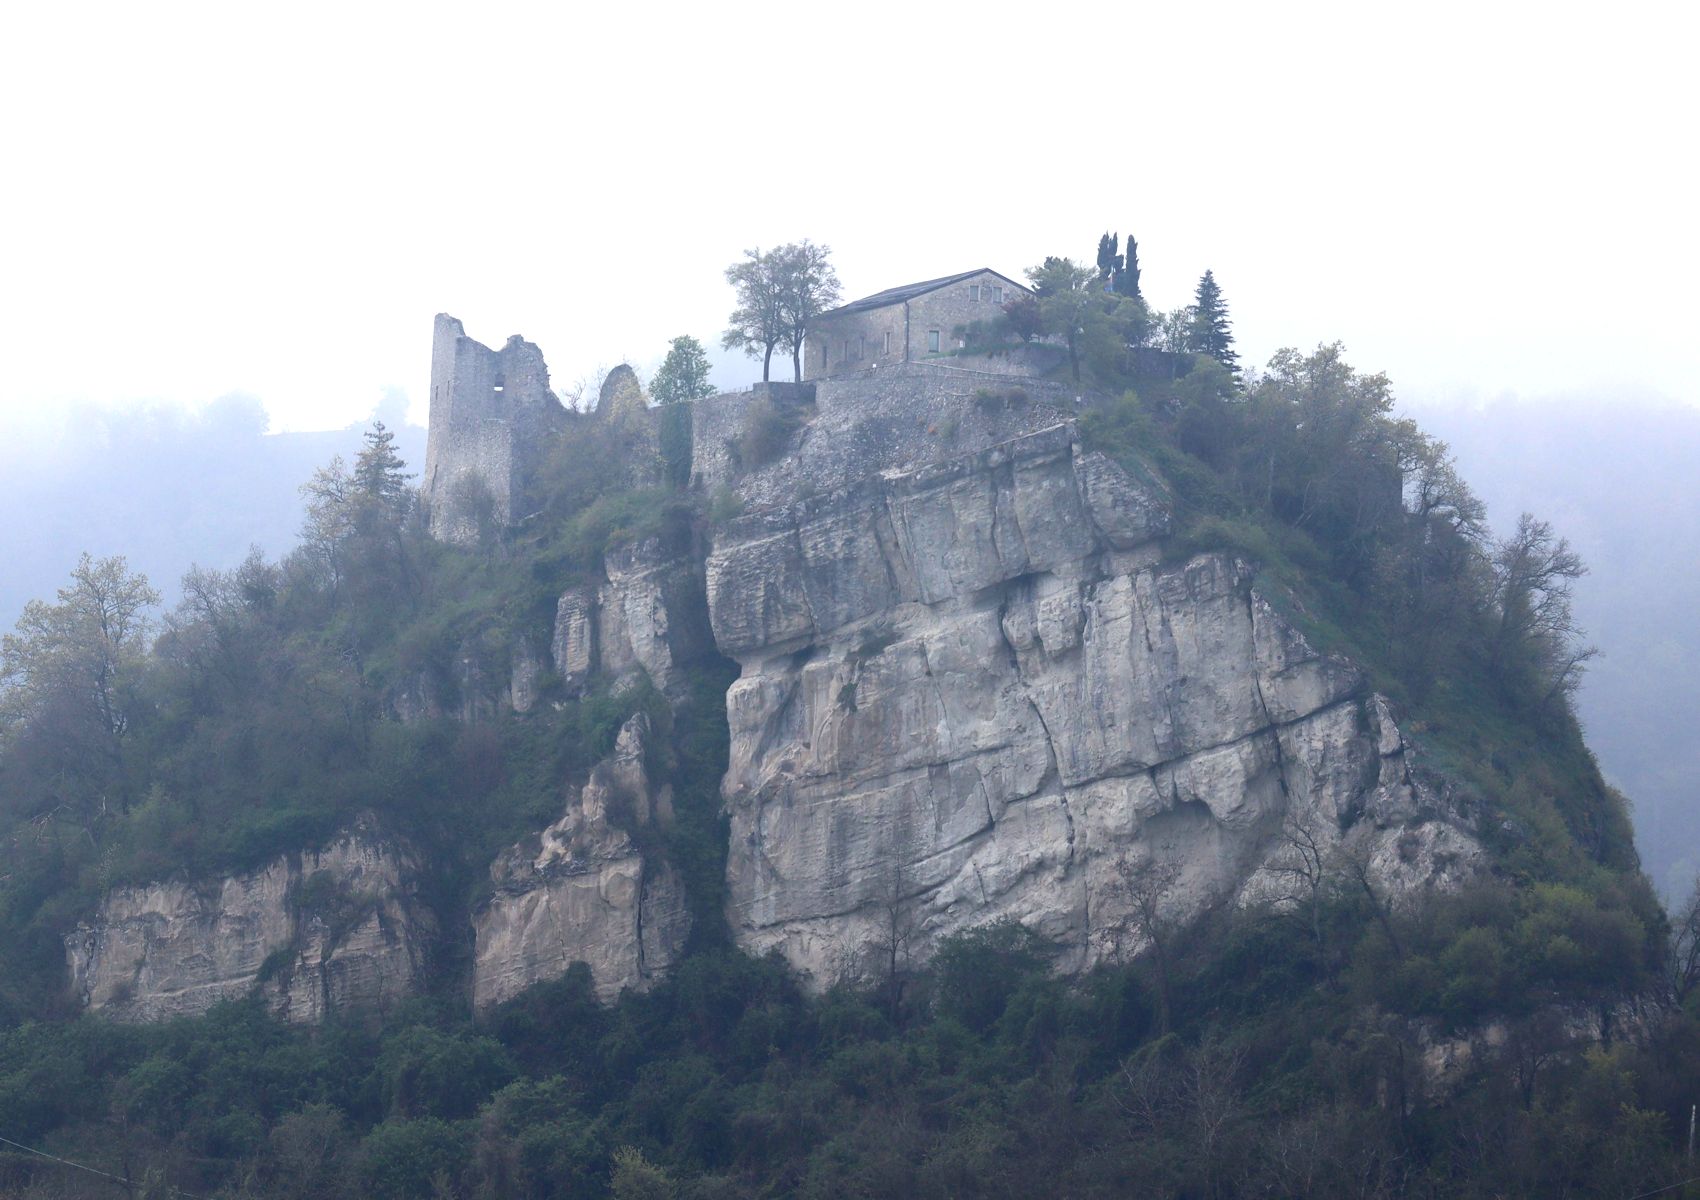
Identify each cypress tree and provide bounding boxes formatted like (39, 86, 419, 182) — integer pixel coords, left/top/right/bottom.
(1188, 270, 1238, 371)
(1096, 232, 1121, 281)
(1119, 234, 1143, 302)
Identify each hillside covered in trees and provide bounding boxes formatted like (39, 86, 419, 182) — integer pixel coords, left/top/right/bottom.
(0, 243, 1694, 1199)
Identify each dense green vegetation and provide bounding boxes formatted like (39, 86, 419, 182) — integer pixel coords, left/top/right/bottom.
(1, 887, 1696, 1198)
(0, 418, 727, 1021)
(0, 288, 1694, 1196)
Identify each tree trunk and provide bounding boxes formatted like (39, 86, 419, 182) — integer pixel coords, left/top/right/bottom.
(792, 344, 803, 382)
(762, 344, 773, 382)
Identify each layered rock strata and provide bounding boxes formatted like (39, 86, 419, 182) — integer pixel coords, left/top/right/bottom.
(66, 827, 429, 1023)
(551, 538, 713, 697)
(473, 713, 690, 1008)
(709, 419, 1481, 988)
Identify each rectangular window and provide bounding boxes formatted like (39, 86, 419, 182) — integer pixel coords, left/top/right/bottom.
(991, 285, 1004, 303)
(858, 335, 866, 360)
(969, 284, 981, 302)
(883, 331, 891, 355)
(927, 329, 941, 353)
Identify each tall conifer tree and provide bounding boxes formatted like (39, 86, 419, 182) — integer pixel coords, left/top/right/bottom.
(1119, 234, 1143, 302)
(1187, 270, 1238, 371)
(1096, 232, 1121, 281)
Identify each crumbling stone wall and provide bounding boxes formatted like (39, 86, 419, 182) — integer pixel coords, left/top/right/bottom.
(424, 314, 568, 542)
(689, 383, 816, 494)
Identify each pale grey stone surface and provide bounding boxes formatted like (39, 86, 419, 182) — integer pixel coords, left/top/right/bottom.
(65, 826, 429, 1024)
(711, 420, 1482, 989)
(424, 314, 567, 543)
(472, 714, 690, 1008)
(548, 538, 715, 697)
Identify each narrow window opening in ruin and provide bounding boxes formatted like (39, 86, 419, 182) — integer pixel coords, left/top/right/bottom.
(992, 285, 1004, 303)
(883, 331, 891, 355)
(927, 329, 941, 353)
(858, 335, 866, 360)
(970, 284, 981, 301)
(493, 374, 505, 394)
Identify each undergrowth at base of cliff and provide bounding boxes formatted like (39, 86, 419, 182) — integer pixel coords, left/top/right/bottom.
(0, 893, 1693, 1199)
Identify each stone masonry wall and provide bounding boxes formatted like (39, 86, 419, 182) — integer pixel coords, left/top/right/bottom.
(424, 314, 567, 542)
(805, 270, 1028, 379)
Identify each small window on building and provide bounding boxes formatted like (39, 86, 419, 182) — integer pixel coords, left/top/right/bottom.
(842, 341, 850, 363)
(991, 285, 1004, 303)
(858, 335, 866, 360)
(822, 342, 829, 368)
(969, 284, 981, 302)
(927, 329, 941, 354)
(493, 374, 505, 394)
(883, 331, 892, 355)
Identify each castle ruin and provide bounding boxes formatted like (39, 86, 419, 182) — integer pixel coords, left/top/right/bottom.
(423, 314, 567, 542)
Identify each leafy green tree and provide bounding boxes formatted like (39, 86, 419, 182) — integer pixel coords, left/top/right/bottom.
(1187, 269, 1238, 370)
(931, 919, 1052, 1033)
(1002, 292, 1042, 343)
(611, 1145, 678, 1200)
(1, 554, 160, 738)
(1026, 256, 1102, 381)
(773, 239, 841, 382)
(1, 554, 160, 820)
(722, 248, 787, 382)
(300, 423, 422, 613)
(724, 241, 840, 383)
(650, 335, 717, 406)
(357, 1118, 470, 1200)
(1491, 513, 1594, 705)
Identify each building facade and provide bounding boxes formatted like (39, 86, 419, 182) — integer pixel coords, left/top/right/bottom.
(803, 268, 1030, 380)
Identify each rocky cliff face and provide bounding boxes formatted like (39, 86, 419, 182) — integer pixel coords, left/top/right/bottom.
(552, 537, 716, 699)
(69, 358, 1488, 1024)
(708, 405, 1481, 989)
(473, 713, 690, 1008)
(66, 826, 430, 1023)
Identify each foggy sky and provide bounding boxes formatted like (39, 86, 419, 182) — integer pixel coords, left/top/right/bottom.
(2, 3, 1696, 890)
(2, 1, 1694, 433)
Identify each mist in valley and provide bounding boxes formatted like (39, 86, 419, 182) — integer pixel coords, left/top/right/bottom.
(1, 386, 1691, 894)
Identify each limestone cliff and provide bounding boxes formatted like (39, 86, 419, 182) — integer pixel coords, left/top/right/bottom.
(704, 380, 1482, 989)
(473, 713, 690, 1008)
(66, 825, 430, 1023)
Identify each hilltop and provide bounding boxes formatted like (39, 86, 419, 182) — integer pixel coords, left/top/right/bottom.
(0, 261, 1687, 1200)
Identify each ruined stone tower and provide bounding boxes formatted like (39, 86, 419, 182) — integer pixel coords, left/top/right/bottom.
(423, 314, 566, 542)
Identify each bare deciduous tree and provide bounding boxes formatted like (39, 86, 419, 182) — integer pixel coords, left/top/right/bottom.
(1668, 873, 1700, 1006)
(1117, 856, 1183, 1033)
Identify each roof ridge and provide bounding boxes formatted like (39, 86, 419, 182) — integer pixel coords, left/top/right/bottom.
(825, 268, 1028, 317)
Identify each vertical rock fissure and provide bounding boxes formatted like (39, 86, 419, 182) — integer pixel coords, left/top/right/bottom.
(634, 865, 649, 978)
(1246, 585, 1298, 817)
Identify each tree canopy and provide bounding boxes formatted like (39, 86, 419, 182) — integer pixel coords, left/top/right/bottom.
(722, 242, 840, 383)
(1187, 269, 1238, 370)
(651, 335, 717, 406)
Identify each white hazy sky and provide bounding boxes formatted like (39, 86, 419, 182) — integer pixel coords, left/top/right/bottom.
(1, 0, 1694, 433)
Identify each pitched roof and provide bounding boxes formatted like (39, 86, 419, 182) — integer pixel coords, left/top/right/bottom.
(825, 268, 1030, 317)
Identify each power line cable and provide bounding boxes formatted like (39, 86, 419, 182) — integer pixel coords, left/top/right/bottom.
(1625, 1173, 1700, 1200)
(0, 1132, 201, 1198)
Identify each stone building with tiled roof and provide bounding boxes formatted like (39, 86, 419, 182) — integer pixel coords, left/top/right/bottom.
(803, 268, 1031, 380)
